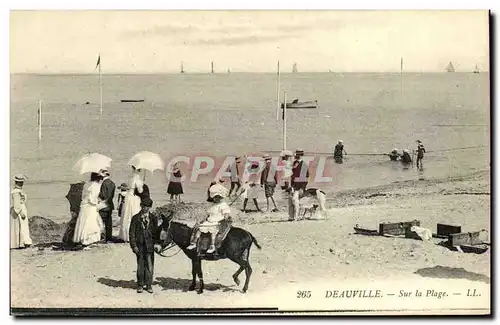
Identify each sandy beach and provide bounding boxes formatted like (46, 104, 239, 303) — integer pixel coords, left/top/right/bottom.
(10, 169, 490, 312)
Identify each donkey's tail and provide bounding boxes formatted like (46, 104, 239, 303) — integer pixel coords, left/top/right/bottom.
(250, 233, 262, 250)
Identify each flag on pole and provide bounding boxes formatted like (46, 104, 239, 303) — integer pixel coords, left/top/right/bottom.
(95, 54, 101, 70)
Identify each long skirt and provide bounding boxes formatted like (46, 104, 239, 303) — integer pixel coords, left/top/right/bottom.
(119, 193, 141, 242)
(10, 206, 32, 248)
(62, 211, 79, 245)
(73, 204, 104, 246)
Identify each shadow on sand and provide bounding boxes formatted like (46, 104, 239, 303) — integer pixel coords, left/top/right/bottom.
(414, 266, 490, 284)
(98, 277, 238, 293)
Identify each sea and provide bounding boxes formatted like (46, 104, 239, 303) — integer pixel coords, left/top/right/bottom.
(10, 72, 490, 222)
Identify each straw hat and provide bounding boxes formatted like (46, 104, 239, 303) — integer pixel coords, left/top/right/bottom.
(416, 140, 422, 144)
(13, 174, 26, 183)
(263, 154, 271, 161)
(280, 149, 293, 157)
(403, 149, 409, 153)
(295, 149, 304, 156)
(338, 140, 343, 144)
(393, 148, 398, 152)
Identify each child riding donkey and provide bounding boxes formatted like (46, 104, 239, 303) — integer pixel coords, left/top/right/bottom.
(187, 184, 231, 254)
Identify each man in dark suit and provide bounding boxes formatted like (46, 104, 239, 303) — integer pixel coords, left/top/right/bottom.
(98, 169, 116, 242)
(129, 198, 159, 294)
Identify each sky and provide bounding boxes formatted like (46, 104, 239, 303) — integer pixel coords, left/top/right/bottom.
(10, 10, 490, 73)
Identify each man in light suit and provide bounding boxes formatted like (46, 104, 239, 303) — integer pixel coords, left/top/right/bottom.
(98, 169, 116, 242)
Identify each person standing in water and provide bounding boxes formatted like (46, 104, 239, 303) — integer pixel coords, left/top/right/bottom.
(11, 174, 32, 249)
(400, 149, 412, 168)
(387, 148, 400, 161)
(415, 140, 426, 170)
(333, 140, 347, 164)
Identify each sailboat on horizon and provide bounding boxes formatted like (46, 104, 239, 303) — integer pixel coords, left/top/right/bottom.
(473, 64, 480, 74)
(292, 63, 298, 73)
(446, 62, 455, 73)
(211, 61, 214, 74)
(180, 62, 185, 74)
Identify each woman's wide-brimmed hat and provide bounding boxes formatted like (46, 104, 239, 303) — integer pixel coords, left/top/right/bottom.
(403, 149, 409, 153)
(209, 183, 229, 199)
(263, 154, 271, 161)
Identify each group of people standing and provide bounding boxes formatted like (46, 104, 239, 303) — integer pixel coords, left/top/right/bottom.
(387, 140, 426, 170)
(64, 166, 151, 249)
(205, 149, 311, 213)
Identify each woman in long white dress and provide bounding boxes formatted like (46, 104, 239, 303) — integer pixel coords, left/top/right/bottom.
(73, 173, 104, 246)
(118, 166, 144, 242)
(11, 174, 32, 249)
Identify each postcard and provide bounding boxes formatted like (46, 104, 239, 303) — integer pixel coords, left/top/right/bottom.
(9, 9, 490, 316)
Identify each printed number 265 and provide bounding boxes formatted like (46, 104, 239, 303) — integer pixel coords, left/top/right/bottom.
(297, 290, 311, 298)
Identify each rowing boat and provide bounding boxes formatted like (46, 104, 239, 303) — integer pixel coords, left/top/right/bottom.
(280, 100, 318, 109)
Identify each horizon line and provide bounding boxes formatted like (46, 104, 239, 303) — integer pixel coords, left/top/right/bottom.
(11, 71, 489, 76)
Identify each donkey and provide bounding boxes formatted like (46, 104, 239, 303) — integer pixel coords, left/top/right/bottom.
(155, 212, 262, 294)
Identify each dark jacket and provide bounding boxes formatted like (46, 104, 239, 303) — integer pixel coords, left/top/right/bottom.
(134, 183, 151, 206)
(334, 144, 344, 158)
(291, 159, 310, 183)
(417, 144, 426, 158)
(99, 177, 116, 211)
(129, 212, 160, 254)
(401, 152, 412, 164)
(261, 163, 278, 184)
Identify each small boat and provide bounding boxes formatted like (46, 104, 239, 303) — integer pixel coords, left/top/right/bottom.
(353, 225, 379, 236)
(120, 99, 145, 103)
(446, 62, 455, 73)
(473, 64, 480, 74)
(281, 99, 318, 109)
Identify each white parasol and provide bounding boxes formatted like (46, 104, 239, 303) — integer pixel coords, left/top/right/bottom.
(128, 151, 165, 173)
(72, 153, 112, 175)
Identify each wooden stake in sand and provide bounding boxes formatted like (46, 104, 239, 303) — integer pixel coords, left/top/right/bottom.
(283, 91, 287, 151)
(276, 60, 280, 121)
(37, 100, 43, 142)
(95, 53, 103, 116)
